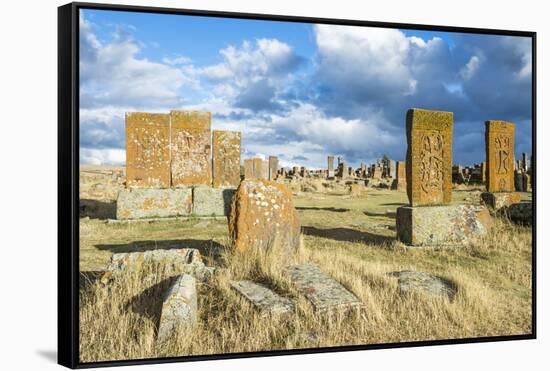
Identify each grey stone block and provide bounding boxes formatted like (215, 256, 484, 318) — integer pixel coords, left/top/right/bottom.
(192, 186, 236, 216)
(388, 271, 457, 300)
(116, 188, 192, 219)
(157, 274, 197, 344)
(285, 263, 361, 312)
(396, 204, 493, 246)
(230, 280, 294, 316)
(503, 202, 532, 225)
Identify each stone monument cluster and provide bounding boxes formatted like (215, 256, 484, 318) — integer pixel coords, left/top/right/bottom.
(117, 110, 241, 220)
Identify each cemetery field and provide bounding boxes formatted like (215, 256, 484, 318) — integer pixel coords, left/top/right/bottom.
(79, 184, 532, 363)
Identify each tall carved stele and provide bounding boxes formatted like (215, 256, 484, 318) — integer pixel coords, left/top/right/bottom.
(170, 110, 212, 187)
(485, 120, 515, 192)
(125, 112, 171, 188)
(406, 108, 453, 206)
(212, 130, 241, 188)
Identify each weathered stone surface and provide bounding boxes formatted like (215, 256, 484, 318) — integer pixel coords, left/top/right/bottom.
(268, 156, 279, 181)
(327, 156, 335, 178)
(480, 192, 521, 210)
(391, 161, 407, 191)
(244, 159, 254, 179)
(170, 110, 212, 187)
(157, 274, 198, 343)
(230, 280, 294, 316)
(212, 130, 241, 188)
(349, 183, 363, 197)
(228, 180, 301, 255)
(286, 264, 361, 312)
(103, 248, 214, 282)
(406, 108, 453, 206)
(388, 271, 456, 300)
(192, 186, 236, 216)
(485, 120, 515, 192)
(396, 204, 493, 246)
(125, 112, 171, 188)
(503, 202, 532, 225)
(116, 188, 192, 219)
(372, 166, 382, 180)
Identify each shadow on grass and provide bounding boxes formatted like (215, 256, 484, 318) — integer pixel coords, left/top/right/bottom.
(96, 239, 224, 258)
(363, 210, 396, 218)
(296, 206, 350, 213)
(126, 276, 179, 331)
(79, 271, 106, 290)
(80, 199, 116, 219)
(380, 202, 407, 206)
(302, 226, 394, 245)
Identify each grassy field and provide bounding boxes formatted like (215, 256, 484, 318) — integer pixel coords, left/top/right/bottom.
(79, 175, 532, 363)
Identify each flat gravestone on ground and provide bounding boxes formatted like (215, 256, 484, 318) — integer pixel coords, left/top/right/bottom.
(285, 263, 361, 312)
(212, 130, 241, 188)
(170, 110, 212, 187)
(157, 274, 198, 344)
(230, 280, 294, 316)
(125, 112, 171, 188)
(388, 271, 457, 300)
(406, 108, 453, 206)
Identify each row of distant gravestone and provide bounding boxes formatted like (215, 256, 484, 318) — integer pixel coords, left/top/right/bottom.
(125, 110, 241, 189)
(125, 108, 519, 207)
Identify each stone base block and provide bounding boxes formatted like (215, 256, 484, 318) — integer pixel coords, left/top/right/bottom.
(396, 205, 493, 246)
(480, 192, 521, 210)
(192, 186, 236, 216)
(116, 188, 192, 220)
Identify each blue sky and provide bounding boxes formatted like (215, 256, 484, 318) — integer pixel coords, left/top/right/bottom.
(79, 9, 532, 168)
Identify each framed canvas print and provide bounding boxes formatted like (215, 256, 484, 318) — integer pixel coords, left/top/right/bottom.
(58, 2, 536, 368)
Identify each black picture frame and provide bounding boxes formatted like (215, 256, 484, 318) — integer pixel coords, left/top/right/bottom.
(58, 2, 537, 369)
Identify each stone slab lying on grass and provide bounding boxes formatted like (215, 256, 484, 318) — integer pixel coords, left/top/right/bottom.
(230, 280, 294, 316)
(503, 202, 532, 225)
(480, 192, 521, 210)
(396, 204, 493, 246)
(192, 186, 236, 216)
(388, 271, 457, 300)
(102, 248, 214, 282)
(116, 188, 192, 220)
(157, 274, 198, 344)
(285, 263, 361, 312)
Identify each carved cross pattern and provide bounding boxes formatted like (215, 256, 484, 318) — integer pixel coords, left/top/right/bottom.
(495, 135, 510, 175)
(135, 128, 165, 164)
(419, 132, 444, 194)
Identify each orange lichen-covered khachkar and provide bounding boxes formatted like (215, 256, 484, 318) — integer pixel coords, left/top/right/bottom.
(485, 120, 515, 193)
(125, 112, 171, 188)
(229, 180, 301, 256)
(406, 108, 453, 206)
(212, 130, 241, 188)
(170, 110, 212, 187)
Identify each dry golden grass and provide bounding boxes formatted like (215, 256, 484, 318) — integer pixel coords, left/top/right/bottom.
(78, 170, 532, 362)
(79, 215, 531, 363)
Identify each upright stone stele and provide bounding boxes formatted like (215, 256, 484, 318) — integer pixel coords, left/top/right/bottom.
(212, 130, 241, 188)
(170, 110, 212, 187)
(327, 156, 335, 179)
(396, 108, 492, 246)
(406, 108, 453, 206)
(480, 120, 520, 209)
(391, 161, 407, 191)
(244, 159, 254, 179)
(125, 112, 171, 188)
(268, 156, 279, 181)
